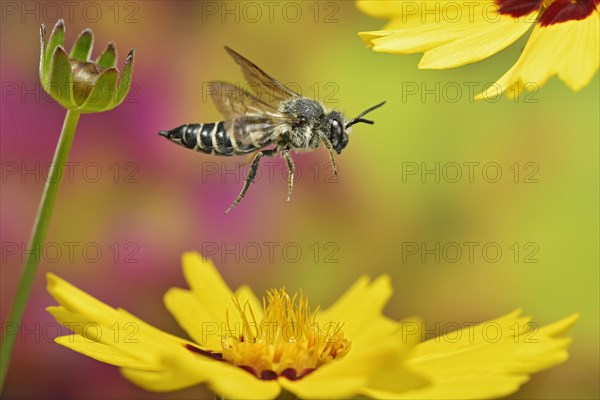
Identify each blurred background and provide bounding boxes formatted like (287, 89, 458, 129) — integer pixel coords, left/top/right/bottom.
(1, 1, 598, 399)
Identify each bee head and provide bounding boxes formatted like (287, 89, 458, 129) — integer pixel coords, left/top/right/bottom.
(325, 111, 348, 154)
(326, 101, 386, 155)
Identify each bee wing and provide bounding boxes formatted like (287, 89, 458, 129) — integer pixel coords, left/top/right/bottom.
(223, 115, 285, 152)
(208, 81, 297, 151)
(224, 46, 300, 105)
(209, 81, 283, 119)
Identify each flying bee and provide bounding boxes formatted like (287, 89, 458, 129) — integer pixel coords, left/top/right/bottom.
(159, 46, 385, 214)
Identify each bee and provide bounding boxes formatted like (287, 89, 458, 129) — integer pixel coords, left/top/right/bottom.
(159, 47, 385, 214)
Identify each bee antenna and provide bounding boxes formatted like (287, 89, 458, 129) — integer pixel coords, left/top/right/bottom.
(346, 118, 374, 127)
(345, 101, 386, 129)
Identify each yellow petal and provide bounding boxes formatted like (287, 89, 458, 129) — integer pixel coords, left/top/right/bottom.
(54, 335, 159, 371)
(358, 30, 395, 46)
(47, 272, 273, 395)
(279, 361, 371, 399)
(358, 1, 536, 68)
(47, 274, 186, 352)
(203, 361, 281, 399)
(47, 305, 164, 364)
(317, 275, 396, 341)
(123, 350, 281, 397)
(538, 313, 580, 337)
(284, 281, 421, 399)
(418, 14, 535, 69)
(372, 311, 578, 399)
(120, 367, 205, 392)
(47, 272, 121, 323)
(119, 349, 220, 392)
(181, 251, 234, 296)
(477, 13, 599, 99)
(47, 273, 192, 335)
(164, 276, 264, 350)
(164, 288, 221, 349)
(182, 252, 236, 320)
(358, 319, 430, 398)
(356, 1, 407, 19)
(281, 323, 425, 399)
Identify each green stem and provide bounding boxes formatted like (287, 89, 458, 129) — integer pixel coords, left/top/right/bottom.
(0, 109, 81, 391)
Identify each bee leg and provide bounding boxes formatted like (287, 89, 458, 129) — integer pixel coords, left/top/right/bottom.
(326, 148, 338, 177)
(224, 149, 277, 215)
(282, 149, 295, 202)
(318, 134, 338, 176)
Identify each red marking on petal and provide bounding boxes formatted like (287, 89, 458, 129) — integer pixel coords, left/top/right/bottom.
(239, 365, 258, 377)
(496, 0, 544, 17)
(238, 366, 277, 380)
(299, 368, 316, 378)
(279, 368, 299, 380)
(184, 343, 225, 361)
(184, 346, 318, 382)
(280, 367, 316, 381)
(539, 0, 599, 26)
(261, 370, 278, 380)
(237, 365, 319, 381)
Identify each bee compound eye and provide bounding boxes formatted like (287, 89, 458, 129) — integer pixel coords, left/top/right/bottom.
(331, 119, 342, 147)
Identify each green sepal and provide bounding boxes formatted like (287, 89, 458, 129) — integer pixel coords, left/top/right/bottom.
(39, 24, 47, 82)
(96, 42, 117, 69)
(44, 20, 65, 83)
(78, 68, 118, 113)
(37, 20, 135, 113)
(70, 29, 94, 62)
(48, 46, 74, 108)
(115, 49, 135, 105)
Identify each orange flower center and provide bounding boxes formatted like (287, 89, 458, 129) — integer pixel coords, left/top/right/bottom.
(185, 289, 351, 381)
(221, 289, 351, 380)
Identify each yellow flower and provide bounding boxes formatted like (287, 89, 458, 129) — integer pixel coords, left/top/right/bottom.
(357, 0, 599, 99)
(47, 252, 577, 399)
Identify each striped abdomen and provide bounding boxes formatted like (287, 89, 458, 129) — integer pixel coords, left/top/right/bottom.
(159, 122, 259, 156)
